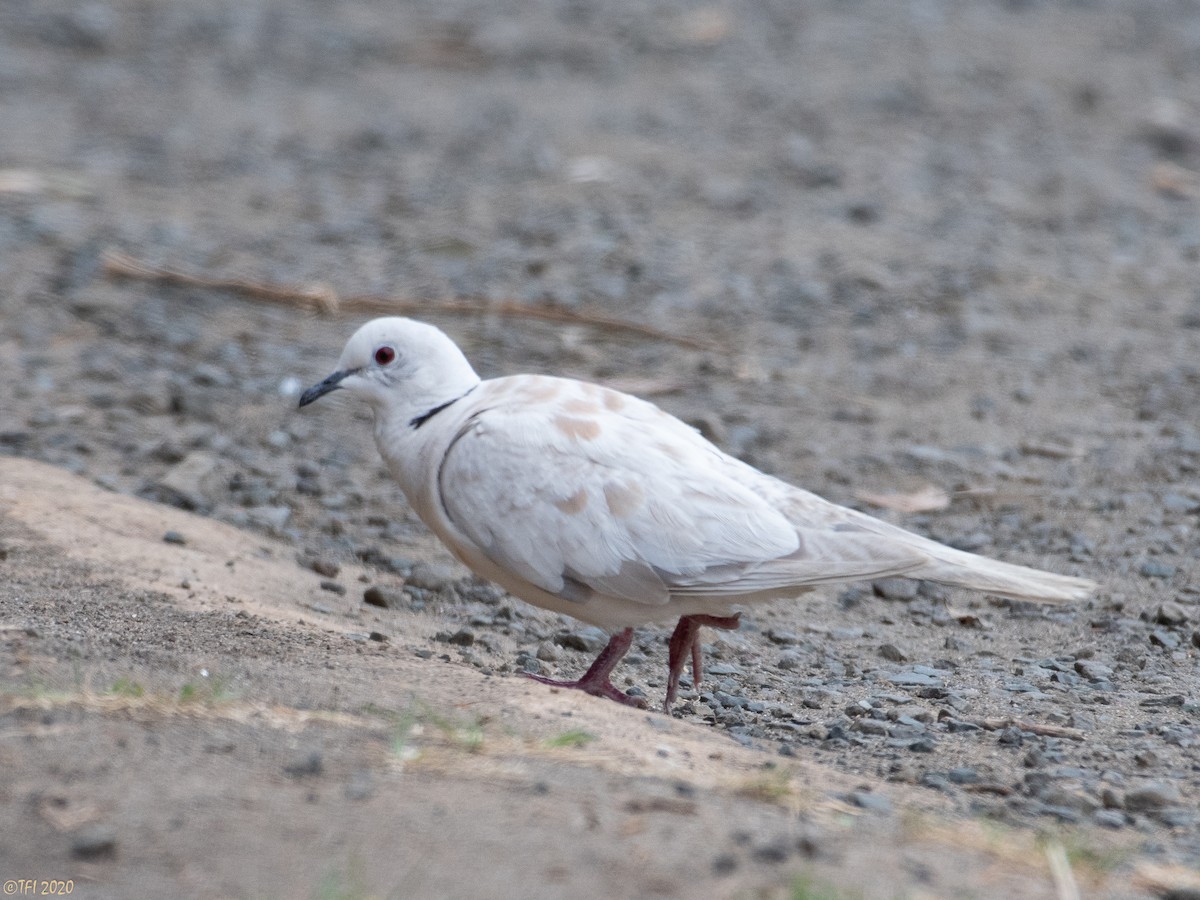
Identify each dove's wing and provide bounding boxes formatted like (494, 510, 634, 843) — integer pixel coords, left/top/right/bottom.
(725, 464, 1095, 603)
(436, 380, 926, 607)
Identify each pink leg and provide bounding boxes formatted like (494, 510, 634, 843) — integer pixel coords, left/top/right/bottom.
(523, 627, 647, 708)
(664, 613, 741, 712)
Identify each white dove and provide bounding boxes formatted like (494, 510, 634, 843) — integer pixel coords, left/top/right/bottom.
(299, 317, 1096, 712)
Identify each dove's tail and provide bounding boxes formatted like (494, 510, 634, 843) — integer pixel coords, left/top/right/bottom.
(843, 508, 1097, 603)
(910, 546, 1096, 603)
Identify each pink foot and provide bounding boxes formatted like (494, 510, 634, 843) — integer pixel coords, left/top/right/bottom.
(523, 627, 648, 709)
(664, 613, 741, 712)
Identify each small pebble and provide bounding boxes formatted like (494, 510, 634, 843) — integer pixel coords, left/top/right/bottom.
(1153, 601, 1189, 626)
(555, 627, 607, 653)
(405, 561, 458, 591)
(1074, 660, 1114, 682)
(846, 790, 892, 814)
(284, 751, 324, 778)
(879, 643, 908, 662)
(873, 579, 919, 602)
(343, 771, 374, 802)
(303, 556, 341, 578)
(712, 853, 738, 875)
(1124, 782, 1182, 811)
(1150, 630, 1181, 650)
(1092, 809, 1126, 829)
(71, 824, 117, 860)
(1140, 560, 1176, 579)
(766, 629, 801, 645)
(363, 585, 405, 608)
(888, 671, 941, 687)
(751, 838, 792, 864)
(162, 530, 186, 546)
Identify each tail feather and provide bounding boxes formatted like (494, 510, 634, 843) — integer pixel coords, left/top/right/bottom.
(911, 545, 1096, 603)
(844, 508, 1097, 603)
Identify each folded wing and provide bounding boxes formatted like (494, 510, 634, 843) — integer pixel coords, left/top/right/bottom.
(436, 386, 927, 607)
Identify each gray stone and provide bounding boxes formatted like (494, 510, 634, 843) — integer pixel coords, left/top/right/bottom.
(707, 663, 743, 676)
(1153, 601, 1189, 626)
(851, 718, 889, 736)
(888, 671, 942, 687)
(1155, 808, 1199, 828)
(247, 505, 292, 531)
(1139, 560, 1176, 579)
(1041, 805, 1081, 824)
(363, 585, 405, 609)
(776, 650, 804, 670)
(302, 556, 341, 578)
(1074, 660, 1114, 681)
(873, 578, 919, 602)
(765, 629, 801, 645)
(405, 561, 459, 591)
(712, 853, 738, 875)
(846, 790, 892, 814)
(1092, 809, 1126, 829)
(751, 837, 792, 864)
(1124, 781, 1183, 811)
(153, 450, 220, 511)
(943, 718, 983, 734)
(890, 705, 934, 724)
(283, 751, 323, 778)
(1040, 787, 1099, 814)
(71, 824, 117, 860)
(343, 771, 374, 802)
(879, 643, 908, 662)
(1163, 493, 1200, 514)
(830, 626, 864, 640)
(555, 626, 608, 653)
(1150, 630, 1181, 649)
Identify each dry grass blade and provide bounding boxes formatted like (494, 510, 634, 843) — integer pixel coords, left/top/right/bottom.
(1044, 839, 1081, 900)
(856, 484, 951, 513)
(101, 249, 714, 350)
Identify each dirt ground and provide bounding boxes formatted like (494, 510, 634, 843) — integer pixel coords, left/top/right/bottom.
(2, 1, 1199, 897)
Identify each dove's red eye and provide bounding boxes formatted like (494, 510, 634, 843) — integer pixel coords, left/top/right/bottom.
(374, 346, 396, 366)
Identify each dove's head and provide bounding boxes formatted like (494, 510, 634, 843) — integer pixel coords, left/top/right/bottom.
(299, 317, 481, 424)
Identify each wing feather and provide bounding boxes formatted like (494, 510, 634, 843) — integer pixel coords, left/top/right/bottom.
(436, 382, 927, 607)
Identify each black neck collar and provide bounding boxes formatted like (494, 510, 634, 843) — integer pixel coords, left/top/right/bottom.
(409, 385, 476, 430)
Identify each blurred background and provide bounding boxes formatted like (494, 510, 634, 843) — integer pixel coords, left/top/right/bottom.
(2, 0, 1198, 545)
(2, 1, 1199, 896)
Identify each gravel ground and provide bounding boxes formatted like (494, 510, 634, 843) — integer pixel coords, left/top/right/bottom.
(2, 0, 1200, 895)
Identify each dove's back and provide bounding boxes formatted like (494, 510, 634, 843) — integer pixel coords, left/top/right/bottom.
(385, 372, 1094, 629)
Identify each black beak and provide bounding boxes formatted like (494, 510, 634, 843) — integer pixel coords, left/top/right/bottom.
(298, 369, 356, 408)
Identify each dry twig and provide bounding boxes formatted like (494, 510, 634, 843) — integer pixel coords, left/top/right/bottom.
(968, 717, 1086, 741)
(102, 249, 714, 350)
